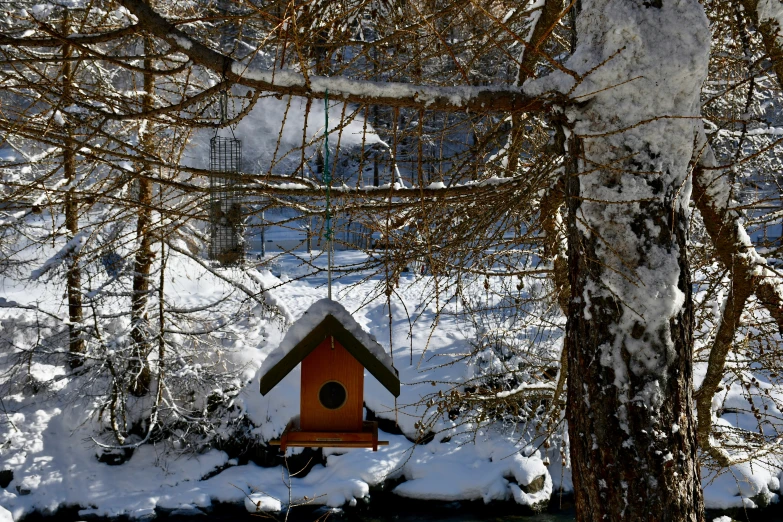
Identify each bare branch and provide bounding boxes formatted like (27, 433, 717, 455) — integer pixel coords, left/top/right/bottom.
(117, 0, 550, 114)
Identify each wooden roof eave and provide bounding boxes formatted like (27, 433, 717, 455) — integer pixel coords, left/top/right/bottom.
(259, 314, 400, 397)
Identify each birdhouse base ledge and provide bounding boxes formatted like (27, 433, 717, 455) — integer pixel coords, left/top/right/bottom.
(270, 421, 387, 451)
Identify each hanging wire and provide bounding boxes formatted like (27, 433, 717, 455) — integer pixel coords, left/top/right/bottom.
(216, 0, 235, 139)
(324, 90, 333, 300)
(216, 86, 236, 139)
(220, 88, 228, 125)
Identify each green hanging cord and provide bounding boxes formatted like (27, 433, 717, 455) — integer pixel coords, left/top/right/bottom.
(324, 90, 333, 300)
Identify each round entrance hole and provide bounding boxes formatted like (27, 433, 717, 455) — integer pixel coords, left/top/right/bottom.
(318, 381, 347, 410)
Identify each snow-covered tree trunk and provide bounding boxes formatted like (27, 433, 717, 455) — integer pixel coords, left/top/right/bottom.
(129, 38, 155, 397)
(62, 15, 84, 369)
(559, 1, 709, 520)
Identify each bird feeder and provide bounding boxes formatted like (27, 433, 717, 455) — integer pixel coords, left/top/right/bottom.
(208, 135, 245, 266)
(260, 299, 400, 451)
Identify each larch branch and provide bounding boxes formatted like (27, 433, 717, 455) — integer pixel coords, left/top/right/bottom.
(740, 0, 783, 90)
(692, 158, 783, 466)
(0, 24, 140, 47)
(117, 0, 549, 114)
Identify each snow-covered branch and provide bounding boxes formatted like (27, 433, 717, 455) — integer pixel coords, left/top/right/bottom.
(29, 230, 90, 281)
(118, 0, 549, 114)
(692, 132, 783, 466)
(0, 24, 140, 47)
(164, 240, 291, 324)
(742, 0, 783, 89)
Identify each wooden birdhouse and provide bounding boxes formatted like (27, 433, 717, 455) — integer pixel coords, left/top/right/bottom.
(259, 299, 400, 451)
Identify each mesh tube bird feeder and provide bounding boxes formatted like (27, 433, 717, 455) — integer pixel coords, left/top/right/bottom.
(209, 135, 244, 265)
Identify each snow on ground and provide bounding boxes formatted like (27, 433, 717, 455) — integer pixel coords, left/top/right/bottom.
(693, 362, 783, 510)
(0, 249, 781, 519)
(0, 249, 558, 519)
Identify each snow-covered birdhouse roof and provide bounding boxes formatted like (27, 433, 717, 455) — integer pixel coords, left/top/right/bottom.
(259, 299, 400, 397)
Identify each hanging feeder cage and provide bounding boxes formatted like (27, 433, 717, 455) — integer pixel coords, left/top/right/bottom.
(208, 135, 244, 265)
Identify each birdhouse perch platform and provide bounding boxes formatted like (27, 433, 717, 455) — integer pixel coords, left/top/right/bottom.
(270, 419, 388, 451)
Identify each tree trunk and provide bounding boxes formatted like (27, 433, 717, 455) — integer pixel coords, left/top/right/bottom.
(565, 137, 704, 520)
(559, 1, 708, 520)
(129, 37, 155, 396)
(62, 14, 84, 369)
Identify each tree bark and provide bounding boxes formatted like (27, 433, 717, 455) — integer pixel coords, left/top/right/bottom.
(560, 1, 708, 520)
(62, 14, 85, 369)
(565, 147, 704, 522)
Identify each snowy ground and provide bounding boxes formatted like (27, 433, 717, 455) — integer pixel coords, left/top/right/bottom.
(0, 250, 780, 520)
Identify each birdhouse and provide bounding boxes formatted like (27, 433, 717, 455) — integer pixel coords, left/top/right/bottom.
(260, 299, 400, 451)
